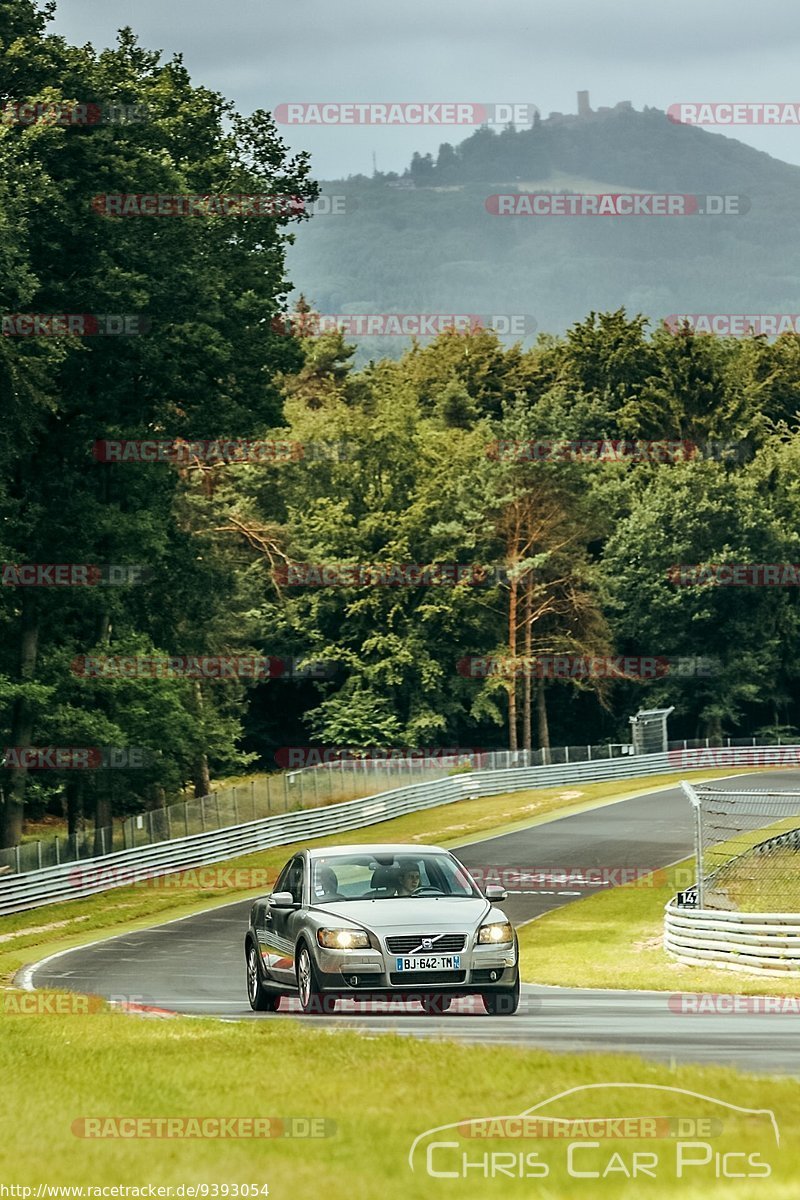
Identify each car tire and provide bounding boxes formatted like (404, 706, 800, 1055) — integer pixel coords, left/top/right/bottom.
(297, 942, 336, 1015)
(421, 994, 452, 1015)
(482, 976, 520, 1015)
(246, 944, 282, 1012)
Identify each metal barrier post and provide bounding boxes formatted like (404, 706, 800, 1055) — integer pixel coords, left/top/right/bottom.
(682, 781, 705, 909)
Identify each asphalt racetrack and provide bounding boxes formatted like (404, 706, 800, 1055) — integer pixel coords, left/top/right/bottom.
(22, 771, 800, 1075)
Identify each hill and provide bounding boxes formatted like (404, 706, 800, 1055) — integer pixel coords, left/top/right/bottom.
(285, 102, 800, 357)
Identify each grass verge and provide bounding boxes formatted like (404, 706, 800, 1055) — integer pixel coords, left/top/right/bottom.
(0, 1008, 795, 1198)
(519, 858, 800, 995)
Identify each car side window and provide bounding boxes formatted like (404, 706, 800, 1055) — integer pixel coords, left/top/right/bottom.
(273, 859, 293, 896)
(287, 857, 305, 905)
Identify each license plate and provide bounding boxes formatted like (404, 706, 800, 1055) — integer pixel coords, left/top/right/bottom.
(394, 954, 461, 972)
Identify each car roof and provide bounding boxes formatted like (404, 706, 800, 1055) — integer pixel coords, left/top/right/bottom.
(307, 843, 449, 858)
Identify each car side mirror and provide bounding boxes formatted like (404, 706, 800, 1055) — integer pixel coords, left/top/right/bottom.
(485, 884, 508, 902)
(269, 890, 296, 908)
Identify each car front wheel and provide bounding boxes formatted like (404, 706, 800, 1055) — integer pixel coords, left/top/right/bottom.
(482, 976, 520, 1015)
(246, 944, 281, 1012)
(296, 943, 336, 1015)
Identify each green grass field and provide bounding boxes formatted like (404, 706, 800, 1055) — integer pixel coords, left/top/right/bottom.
(0, 1006, 795, 1199)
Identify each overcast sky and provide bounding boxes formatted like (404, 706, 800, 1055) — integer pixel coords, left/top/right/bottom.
(51, 0, 800, 179)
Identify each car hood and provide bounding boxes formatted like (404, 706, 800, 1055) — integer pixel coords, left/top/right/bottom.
(309, 896, 492, 929)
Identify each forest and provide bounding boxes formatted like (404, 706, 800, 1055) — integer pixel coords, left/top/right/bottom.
(2, 1, 800, 846)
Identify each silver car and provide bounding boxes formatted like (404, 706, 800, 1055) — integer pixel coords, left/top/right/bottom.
(245, 843, 520, 1015)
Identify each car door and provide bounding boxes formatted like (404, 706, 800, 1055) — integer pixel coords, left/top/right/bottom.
(259, 857, 296, 984)
(268, 854, 306, 985)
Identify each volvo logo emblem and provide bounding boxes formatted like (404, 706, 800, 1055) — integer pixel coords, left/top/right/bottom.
(421, 938, 433, 950)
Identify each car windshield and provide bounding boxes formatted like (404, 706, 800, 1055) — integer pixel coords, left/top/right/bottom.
(310, 853, 480, 902)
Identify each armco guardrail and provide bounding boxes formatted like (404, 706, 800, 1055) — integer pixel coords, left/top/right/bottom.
(3, 743, 799, 916)
(3, 735, 784, 876)
(5, 744, 640, 876)
(664, 903, 800, 974)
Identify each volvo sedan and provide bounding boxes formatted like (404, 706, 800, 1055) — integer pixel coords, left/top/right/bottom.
(244, 843, 520, 1015)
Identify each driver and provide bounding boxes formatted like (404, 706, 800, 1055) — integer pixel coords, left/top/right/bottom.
(395, 862, 421, 896)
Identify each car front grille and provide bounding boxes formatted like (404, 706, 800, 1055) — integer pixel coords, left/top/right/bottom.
(385, 933, 467, 954)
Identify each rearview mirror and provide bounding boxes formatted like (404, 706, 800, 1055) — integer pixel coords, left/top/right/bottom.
(269, 890, 296, 908)
(485, 884, 508, 902)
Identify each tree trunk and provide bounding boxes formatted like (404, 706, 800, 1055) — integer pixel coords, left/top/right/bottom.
(1, 595, 40, 848)
(93, 782, 112, 857)
(66, 778, 84, 839)
(537, 679, 551, 751)
(507, 575, 518, 751)
(704, 714, 723, 744)
(96, 610, 111, 645)
(522, 584, 532, 751)
(191, 681, 211, 797)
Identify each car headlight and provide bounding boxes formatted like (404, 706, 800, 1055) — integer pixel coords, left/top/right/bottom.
(317, 928, 370, 950)
(478, 921, 513, 945)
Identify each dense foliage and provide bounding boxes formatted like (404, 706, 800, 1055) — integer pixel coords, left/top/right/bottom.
(2, 2, 800, 844)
